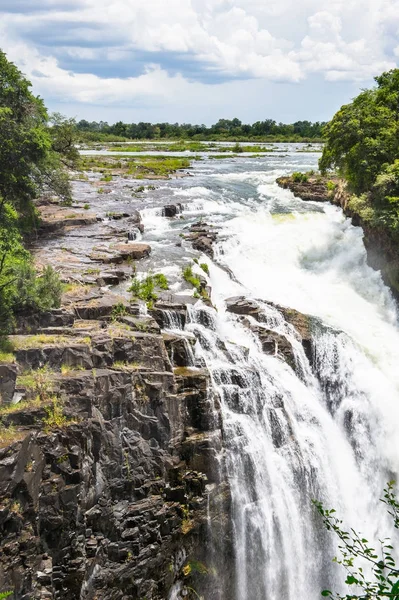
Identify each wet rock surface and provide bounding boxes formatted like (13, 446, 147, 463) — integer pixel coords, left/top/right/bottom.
(226, 296, 313, 368)
(183, 222, 218, 258)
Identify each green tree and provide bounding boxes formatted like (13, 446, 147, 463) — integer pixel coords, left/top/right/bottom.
(315, 482, 399, 599)
(0, 49, 69, 333)
(319, 69, 399, 193)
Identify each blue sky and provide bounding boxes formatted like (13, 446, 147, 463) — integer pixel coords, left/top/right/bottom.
(1, 0, 398, 124)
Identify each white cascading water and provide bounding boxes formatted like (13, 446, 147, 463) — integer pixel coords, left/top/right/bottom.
(140, 154, 399, 599)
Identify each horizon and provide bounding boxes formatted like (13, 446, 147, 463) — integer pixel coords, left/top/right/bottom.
(1, 0, 398, 125)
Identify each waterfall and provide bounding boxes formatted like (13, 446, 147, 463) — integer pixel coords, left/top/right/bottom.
(183, 293, 399, 600)
(139, 153, 399, 599)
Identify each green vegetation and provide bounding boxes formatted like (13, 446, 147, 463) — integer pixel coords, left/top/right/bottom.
(80, 155, 191, 178)
(199, 263, 209, 276)
(0, 337, 15, 363)
(320, 68, 399, 281)
(0, 590, 13, 598)
(320, 70, 399, 194)
(111, 302, 128, 321)
(182, 263, 209, 301)
(76, 117, 325, 142)
(129, 272, 169, 307)
(0, 50, 76, 335)
(292, 171, 309, 183)
(16, 366, 52, 401)
(315, 482, 399, 599)
(43, 398, 69, 429)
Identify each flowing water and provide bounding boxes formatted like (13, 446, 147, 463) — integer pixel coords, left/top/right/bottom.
(66, 149, 399, 599)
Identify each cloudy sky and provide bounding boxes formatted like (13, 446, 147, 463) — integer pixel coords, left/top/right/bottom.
(1, 0, 398, 124)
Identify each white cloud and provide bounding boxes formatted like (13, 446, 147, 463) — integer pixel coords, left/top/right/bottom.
(0, 0, 397, 108)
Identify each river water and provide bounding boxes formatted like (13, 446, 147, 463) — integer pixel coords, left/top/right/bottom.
(135, 152, 399, 599)
(45, 149, 399, 599)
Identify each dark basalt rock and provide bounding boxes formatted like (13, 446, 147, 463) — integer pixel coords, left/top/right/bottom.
(16, 308, 75, 334)
(183, 221, 218, 258)
(226, 296, 313, 367)
(226, 296, 261, 318)
(163, 333, 195, 367)
(0, 314, 229, 600)
(163, 204, 182, 218)
(0, 364, 17, 404)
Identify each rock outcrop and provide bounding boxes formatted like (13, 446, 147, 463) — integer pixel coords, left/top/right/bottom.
(226, 296, 313, 369)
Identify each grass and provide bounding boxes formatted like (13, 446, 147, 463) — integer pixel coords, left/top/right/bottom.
(11, 334, 70, 349)
(111, 302, 128, 321)
(0, 426, 26, 448)
(11, 334, 91, 350)
(200, 263, 209, 276)
(60, 364, 86, 375)
(43, 398, 69, 429)
(16, 367, 53, 402)
(0, 397, 43, 417)
(79, 155, 191, 179)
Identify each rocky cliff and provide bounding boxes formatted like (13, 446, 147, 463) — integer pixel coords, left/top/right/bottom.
(0, 297, 232, 600)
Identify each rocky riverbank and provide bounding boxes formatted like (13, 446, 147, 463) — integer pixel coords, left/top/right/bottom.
(277, 175, 399, 300)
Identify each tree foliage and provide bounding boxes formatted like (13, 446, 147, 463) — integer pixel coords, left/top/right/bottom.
(75, 117, 326, 142)
(0, 49, 73, 334)
(319, 69, 399, 194)
(315, 482, 399, 599)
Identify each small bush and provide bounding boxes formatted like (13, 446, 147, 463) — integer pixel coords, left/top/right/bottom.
(44, 398, 68, 429)
(200, 263, 209, 276)
(292, 171, 309, 183)
(326, 180, 337, 192)
(153, 273, 169, 290)
(111, 302, 127, 321)
(129, 272, 169, 307)
(182, 263, 208, 300)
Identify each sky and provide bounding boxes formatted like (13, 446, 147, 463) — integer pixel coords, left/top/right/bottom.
(0, 0, 398, 125)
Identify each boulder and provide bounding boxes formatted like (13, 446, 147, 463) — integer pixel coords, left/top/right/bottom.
(226, 296, 261, 319)
(163, 204, 182, 218)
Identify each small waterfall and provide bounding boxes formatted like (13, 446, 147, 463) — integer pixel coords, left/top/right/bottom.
(162, 309, 185, 330)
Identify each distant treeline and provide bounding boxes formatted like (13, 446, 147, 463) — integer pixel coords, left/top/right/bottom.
(76, 118, 326, 142)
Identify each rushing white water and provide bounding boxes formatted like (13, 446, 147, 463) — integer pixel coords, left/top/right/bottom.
(140, 154, 399, 600)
